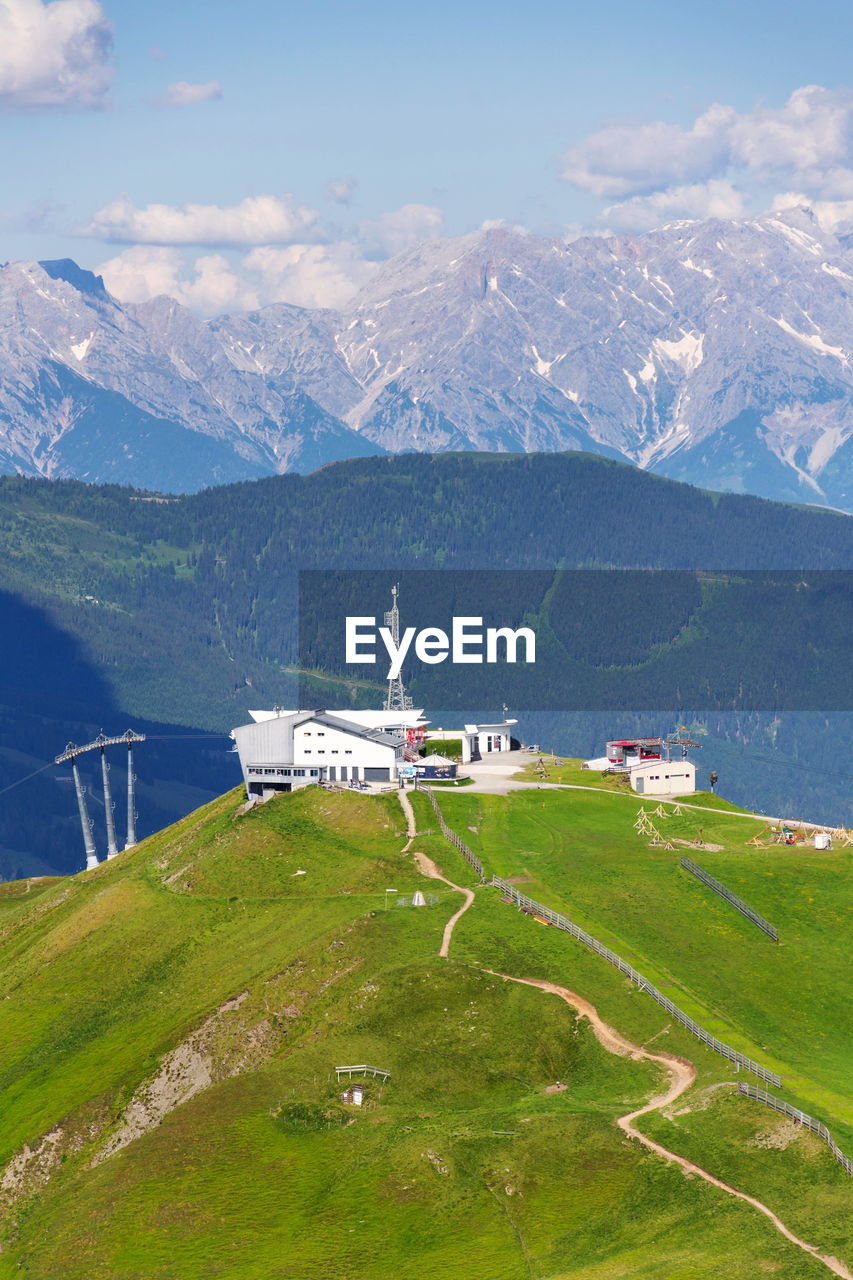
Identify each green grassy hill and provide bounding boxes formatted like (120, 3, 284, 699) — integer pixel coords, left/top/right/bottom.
(0, 778, 849, 1278)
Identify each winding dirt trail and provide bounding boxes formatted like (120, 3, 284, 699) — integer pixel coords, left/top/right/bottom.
(398, 791, 476, 958)
(483, 970, 852, 1280)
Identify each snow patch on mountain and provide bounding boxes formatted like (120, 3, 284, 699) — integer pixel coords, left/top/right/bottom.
(0, 208, 849, 507)
(771, 316, 847, 363)
(70, 335, 94, 362)
(653, 331, 704, 373)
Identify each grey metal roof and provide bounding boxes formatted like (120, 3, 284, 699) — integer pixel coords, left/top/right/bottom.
(232, 709, 404, 750)
(312, 711, 405, 748)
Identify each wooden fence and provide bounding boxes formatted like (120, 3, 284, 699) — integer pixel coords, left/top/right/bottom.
(737, 1083, 852, 1176)
(422, 787, 486, 881)
(493, 875, 782, 1087)
(424, 787, 782, 1086)
(421, 789, 853, 1164)
(680, 857, 778, 941)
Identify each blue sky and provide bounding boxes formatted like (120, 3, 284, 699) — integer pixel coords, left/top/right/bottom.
(3, 0, 853, 311)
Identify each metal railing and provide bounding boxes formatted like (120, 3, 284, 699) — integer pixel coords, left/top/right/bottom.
(335, 1064, 391, 1081)
(423, 787, 486, 881)
(492, 875, 782, 1087)
(680, 857, 778, 941)
(737, 1084, 852, 1176)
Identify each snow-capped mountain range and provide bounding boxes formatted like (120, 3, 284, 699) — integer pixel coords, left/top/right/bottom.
(1, 206, 852, 509)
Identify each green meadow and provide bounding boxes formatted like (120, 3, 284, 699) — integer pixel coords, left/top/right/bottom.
(0, 779, 849, 1278)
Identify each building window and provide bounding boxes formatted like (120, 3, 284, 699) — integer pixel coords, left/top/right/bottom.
(294, 769, 305, 776)
(317, 732, 325, 737)
(318, 750, 326, 755)
(345, 750, 353, 754)
(305, 750, 312, 754)
(332, 749, 339, 754)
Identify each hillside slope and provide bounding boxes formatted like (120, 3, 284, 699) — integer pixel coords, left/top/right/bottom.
(0, 783, 849, 1278)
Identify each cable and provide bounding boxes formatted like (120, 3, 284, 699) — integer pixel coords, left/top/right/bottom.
(0, 761, 55, 798)
(0, 734, 231, 799)
(142, 737, 230, 747)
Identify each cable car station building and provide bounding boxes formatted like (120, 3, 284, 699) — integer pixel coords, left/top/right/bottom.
(231, 710, 407, 797)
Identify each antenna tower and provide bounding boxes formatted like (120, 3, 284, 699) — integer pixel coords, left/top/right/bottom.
(383, 583, 413, 713)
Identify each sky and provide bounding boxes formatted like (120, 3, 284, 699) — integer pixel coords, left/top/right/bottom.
(3, 0, 853, 312)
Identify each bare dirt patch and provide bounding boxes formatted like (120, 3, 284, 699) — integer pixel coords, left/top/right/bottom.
(749, 1121, 820, 1153)
(93, 992, 279, 1165)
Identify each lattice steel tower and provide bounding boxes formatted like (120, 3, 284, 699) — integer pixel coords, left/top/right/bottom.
(383, 583, 413, 713)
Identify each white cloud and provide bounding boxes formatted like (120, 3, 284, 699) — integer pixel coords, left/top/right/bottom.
(728, 86, 853, 185)
(603, 179, 748, 231)
(357, 203, 443, 257)
(243, 244, 377, 309)
(95, 201, 449, 314)
(0, 0, 112, 109)
(562, 104, 735, 198)
(562, 85, 853, 220)
(154, 79, 222, 108)
(326, 176, 357, 204)
(98, 246, 257, 311)
(98, 241, 379, 314)
(84, 193, 320, 246)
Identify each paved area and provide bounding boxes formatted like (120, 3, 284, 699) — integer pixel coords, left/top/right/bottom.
(439, 752, 784, 824)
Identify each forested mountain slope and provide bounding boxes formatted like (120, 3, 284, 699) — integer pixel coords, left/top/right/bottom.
(0, 451, 850, 876)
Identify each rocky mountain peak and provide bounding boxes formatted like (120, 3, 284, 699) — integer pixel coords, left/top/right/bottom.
(0, 211, 850, 507)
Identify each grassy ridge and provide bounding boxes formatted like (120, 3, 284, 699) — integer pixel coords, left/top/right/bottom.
(0, 783, 849, 1277)
(429, 783, 852, 1128)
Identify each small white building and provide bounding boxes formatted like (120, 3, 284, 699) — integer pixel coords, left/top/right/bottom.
(231, 710, 405, 798)
(629, 759, 696, 796)
(428, 720, 518, 764)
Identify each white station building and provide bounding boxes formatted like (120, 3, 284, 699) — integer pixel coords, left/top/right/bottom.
(232, 710, 407, 797)
(628, 759, 696, 796)
(583, 734, 697, 796)
(428, 721, 518, 764)
(232, 704, 520, 800)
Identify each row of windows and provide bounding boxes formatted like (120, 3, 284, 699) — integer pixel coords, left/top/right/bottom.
(304, 749, 353, 755)
(248, 767, 317, 777)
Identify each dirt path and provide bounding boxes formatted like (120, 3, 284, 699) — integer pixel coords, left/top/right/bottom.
(398, 789, 418, 845)
(483, 970, 852, 1280)
(398, 791, 476, 958)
